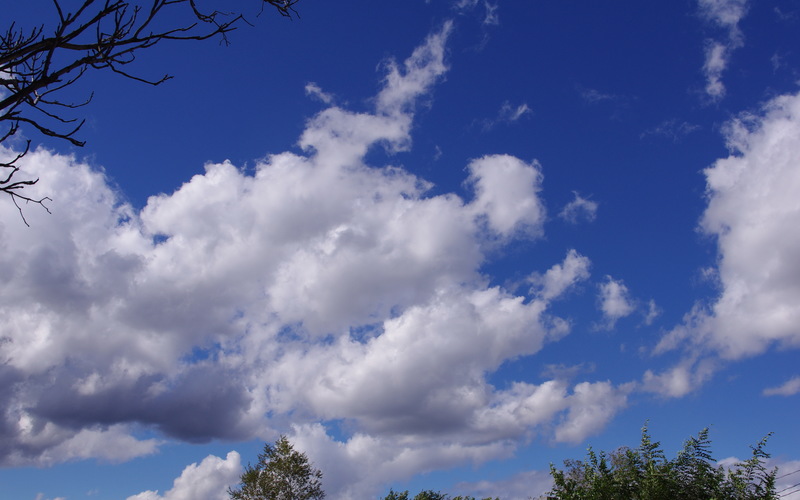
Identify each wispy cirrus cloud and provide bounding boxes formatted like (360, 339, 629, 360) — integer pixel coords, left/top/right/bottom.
(304, 82, 335, 105)
(763, 376, 800, 397)
(697, 0, 749, 100)
(643, 299, 662, 326)
(559, 191, 598, 224)
(579, 87, 619, 104)
(640, 119, 701, 142)
(480, 101, 532, 130)
(454, 0, 499, 26)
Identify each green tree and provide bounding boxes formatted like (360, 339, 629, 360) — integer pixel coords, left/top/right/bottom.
(381, 490, 412, 500)
(229, 435, 325, 500)
(380, 490, 498, 500)
(547, 424, 777, 500)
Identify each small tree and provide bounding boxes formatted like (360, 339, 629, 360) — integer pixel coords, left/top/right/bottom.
(229, 435, 325, 500)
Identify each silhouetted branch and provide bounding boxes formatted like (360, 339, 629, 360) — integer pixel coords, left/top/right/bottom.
(1, 139, 52, 226)
(1, 0, 300, 223)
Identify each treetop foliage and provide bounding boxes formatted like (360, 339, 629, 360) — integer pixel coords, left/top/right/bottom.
(546, 424, 777, 500)
(234, 428, 778, 500)
(381, 490, 498, 500)
(229, 435, 325, 500)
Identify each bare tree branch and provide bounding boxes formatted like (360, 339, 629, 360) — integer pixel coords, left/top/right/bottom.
(1, 0, 300, 223)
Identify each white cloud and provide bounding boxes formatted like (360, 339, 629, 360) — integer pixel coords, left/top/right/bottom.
(698, 0, 748, 29)
(553, 381, 632, 444)
(640, 119, 701, 141)
(290, 423, 517, 499)
(467, 154, 545, 238)
(579, 87, 618, 103)
(277, 287, 559, 434)
(456, 468, 553, 500)
(763, 376, 800, 396)
(376, 22, 452, 118)
(289, 378, 629, 498)
(643, 299, 662, 326)
(775, 459, 800, 500)
(483, 2, 500, 26)
(304, 82, 334, 104)
(697, 0, 748, 100)
(0, 24, 626, 490)
(643, 365, 693, 398)
(36, 425, 160, 466)
(703, 41, 733, 99)
(641, 358, 718, 398)
(502, 102, 531, 122)
(127, 452, 242, 500)
(597, 276, 635, 330)
(659, 90, 800, 360)
(454, 0, 479, 9)
(454, 0, 499, 26)
(530, 249, 591, 301)
(483, 101, 532, 130)
(540, 363, 595, 381)
(559, 191, 597, 224)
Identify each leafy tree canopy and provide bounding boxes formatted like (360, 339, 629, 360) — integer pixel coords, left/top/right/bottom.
(229, 435, 325, 500)
(547, 424, 777, 500)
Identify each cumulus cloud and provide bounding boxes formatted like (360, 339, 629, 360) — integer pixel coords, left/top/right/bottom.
(289, 423, 518, 498)
(658, 90, 800, 360)
(596, 276, 636, 330)
(467, 154, 546, 238)
(34, 425, 160, 466)
(697, 0, 749, 100)
(456, 468, 553, 500)
(291, 378, 630, 497)
(553, 381, 632, 443)
(0, 23, 629, 496)
(127, 452, 242, 500)
(559, 191, 598, 224)
(641, 357, 718, 398)
(763, 376, 800, 397)
(530, 249, 591, 301)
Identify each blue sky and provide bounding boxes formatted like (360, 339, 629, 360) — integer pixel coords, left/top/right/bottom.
(1, 0, 800, 498)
